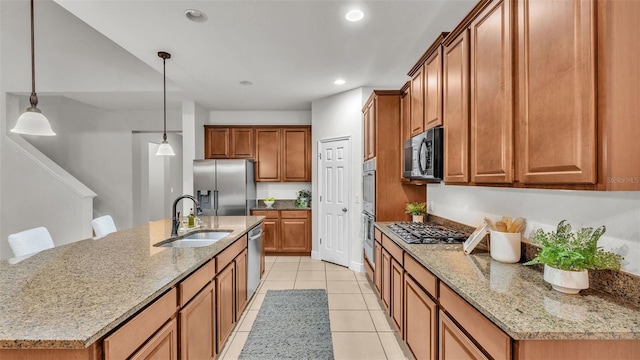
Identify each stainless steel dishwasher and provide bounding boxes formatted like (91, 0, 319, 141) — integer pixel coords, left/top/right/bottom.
(247, 224, 263, 299)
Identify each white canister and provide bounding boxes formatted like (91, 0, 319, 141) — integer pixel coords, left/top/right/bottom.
(490, 231, 521, 263)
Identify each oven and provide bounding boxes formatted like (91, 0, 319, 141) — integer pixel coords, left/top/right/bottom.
(362, 158, 376, 267)
(363, 212, 375, 267)
(404, 127, 444, 181)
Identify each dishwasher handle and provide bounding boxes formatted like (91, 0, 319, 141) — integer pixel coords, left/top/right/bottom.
(249, 230, 263, 241)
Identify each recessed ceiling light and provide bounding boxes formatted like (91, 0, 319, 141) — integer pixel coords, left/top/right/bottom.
(334, 79, 346, 85)
(185, 9, 208, 23)
(345, 9, 364, 22)
(239, 80, 253, 86)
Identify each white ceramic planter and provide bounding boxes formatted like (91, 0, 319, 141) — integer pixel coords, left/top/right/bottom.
(543, 264, 589, 294)
(412, 215, 424, 223)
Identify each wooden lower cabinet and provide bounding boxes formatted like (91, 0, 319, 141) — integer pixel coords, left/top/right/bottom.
(439, 310, 488, 360)
(251, 210, 310, 255)
(178, 283, 215, 360)
(235, 249, 248, 318)
(381, 249, 392, 312)
(374, 241, 383, 296)
(131, 318, 178, 360)
(404, 275, 437, 360)
(391, 258, 404, 334)
(215, 263, 236, 351)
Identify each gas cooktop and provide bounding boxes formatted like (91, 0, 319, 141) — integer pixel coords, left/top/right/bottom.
(387, 222, 469, 244)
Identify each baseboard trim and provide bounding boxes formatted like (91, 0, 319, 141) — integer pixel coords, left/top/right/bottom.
(349, 260, 365, 273)
(311, 250, 320, 260)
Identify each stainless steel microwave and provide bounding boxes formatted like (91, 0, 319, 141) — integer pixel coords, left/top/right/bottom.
(403, 127, 443, 181)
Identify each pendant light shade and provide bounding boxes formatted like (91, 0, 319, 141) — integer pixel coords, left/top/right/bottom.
(156, 51, 174, 156)
(11, 0, 55, 136)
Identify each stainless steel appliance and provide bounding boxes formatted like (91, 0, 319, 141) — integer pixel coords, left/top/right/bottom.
(362, 158, 376, 267)
(247, 224, 262, 299)
(193, 159, 256, 215)
(387, 222, 469, 244)
(404, 127, 444, 181)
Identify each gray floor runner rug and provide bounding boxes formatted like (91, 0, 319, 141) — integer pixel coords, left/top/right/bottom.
(239, 289, 334, 360)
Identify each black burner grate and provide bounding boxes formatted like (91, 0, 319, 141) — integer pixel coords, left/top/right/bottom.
(387, 222, 469, 244)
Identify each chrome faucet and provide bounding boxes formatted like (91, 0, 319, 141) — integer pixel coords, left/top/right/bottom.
(171, 195, 202, 236)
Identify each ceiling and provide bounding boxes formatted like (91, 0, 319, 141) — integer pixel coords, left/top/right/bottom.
(46, 0, 476, 111)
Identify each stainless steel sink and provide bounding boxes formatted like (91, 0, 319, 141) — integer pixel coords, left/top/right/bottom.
(156, 231, 231, 248)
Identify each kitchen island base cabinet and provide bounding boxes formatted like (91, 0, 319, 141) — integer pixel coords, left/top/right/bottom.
(132, 318, 178, 360)
(404, 275, 437, 360)
(179, 283, 215, 360)
(235, 249, 248, 316)
(439, 311, 488, 360)
(216, 263, 236, 352)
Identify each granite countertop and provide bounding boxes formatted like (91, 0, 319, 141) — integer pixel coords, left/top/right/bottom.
(0, 216, 263, 350)
(376, 222, 640, 341)
(252, 199, 310, 210)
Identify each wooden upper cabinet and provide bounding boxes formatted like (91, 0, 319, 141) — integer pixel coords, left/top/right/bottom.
(282, 128, 310, 182)
(205, 128, 230, 159)
(363, 101, 376, 160)
(255, 128, 281, 182)
(424, 46, 443, 130)
(470, 0, 514, 184)
(410, 66, 425, 136)
(443, 30, 471, 184)
(400, 83, 412, 144)
(230, 128, 254, 158)
(517, 0, 596, 184)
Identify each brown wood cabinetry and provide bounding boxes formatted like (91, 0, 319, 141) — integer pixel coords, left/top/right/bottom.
(235, 249, 248, 317)
(439, 310, 488, 360)
(404, 275, 437, 360)
(131, 318, 178, 360)
(363, 101, 375, 161)
(251, 210, 311, 255)
(443, 30, 470, 184)
(179, 283, 215, 360)
(390, 258, 404, 334)
(255, 128, 281, 181)
(381, 248, 392, 313)
(205, 127, 230, 159)
(424, 46, 444, 130)
(255, 127, 311, 182)
(215, 263, 235, 351)
(230, 128, 254, 158)
(410, 66, 425, 136)
(374, 240, 383, 295)
(517, 0, 596, 185)
(400, 82, 411, 182)
(470, 0, 514, 184)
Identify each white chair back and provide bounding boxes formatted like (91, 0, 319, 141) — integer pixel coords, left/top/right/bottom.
(92, 215, 117, 239)
(8, 226, 55, 258)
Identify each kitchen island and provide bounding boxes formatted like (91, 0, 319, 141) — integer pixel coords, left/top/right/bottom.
(0, 215, 263, 358)
(374, 222, 640, 360)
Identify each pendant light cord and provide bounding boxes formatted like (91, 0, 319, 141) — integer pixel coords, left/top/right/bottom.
(29, 0, 38, 108)
(163, 56, 167, 142)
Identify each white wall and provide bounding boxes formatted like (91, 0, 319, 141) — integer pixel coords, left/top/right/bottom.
(209, 110, 312, 199)
(311, 88, 372, 270)
(426, 184, 640, 275)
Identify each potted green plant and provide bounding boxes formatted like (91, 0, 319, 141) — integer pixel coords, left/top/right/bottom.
(524, 220, 623, 294)
(405, 202, 426, 223)
(296, 189, 311, 208)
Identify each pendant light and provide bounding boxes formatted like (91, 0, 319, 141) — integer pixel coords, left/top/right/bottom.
(11, 0, 55, 136)
(156, 51, 175, 156)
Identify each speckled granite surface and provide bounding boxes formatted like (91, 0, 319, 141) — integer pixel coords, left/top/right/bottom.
(0, 216, 263, 349)
(376, 222, 640, 340)
(252, 199, 310, 210)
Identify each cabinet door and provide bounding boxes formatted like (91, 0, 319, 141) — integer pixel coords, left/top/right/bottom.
(230, 128, 254, 159)
(179, 283, 215, 360)
(517, 0, 596, 184)
(131, 318, 178, 360)
(443, 30, 470, 184)
(280, 215, 310, 252)
(374, 241, 383, 297)
(470, 0, 514, 184)
(205, 128, 230, 159)
(424, 47, 443, 130)
(391, 258, 404, 335)
(400, 87, 411, 181)
(381, 249, 392, 313)
(410, 66, 425, 136)
(262, 218, 279, 253)
(216, 264, 235, 351)
(282, 128, 310, 182)
(439, 310, 489, 360)
(255, 128, 281, 182)
(363, 107, 370, 161)
(405, 275, 437, 360)
(364, 102, 376, 160)
(235, 249, 248, 318)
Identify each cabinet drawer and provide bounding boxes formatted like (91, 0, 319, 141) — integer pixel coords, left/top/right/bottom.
(382, 234, 403, 265)
(179, 260, 215, 307)
(404, 254, 437, 299)
(280, 210, 308, 219)
(104, 287, 177, 360)
(251, 210, 279, 219)
(216, 235, 247, 273)
(439, 283, 511, 360)
(374, 227, 382, 243)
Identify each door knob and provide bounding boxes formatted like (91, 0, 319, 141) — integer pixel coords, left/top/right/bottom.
(342, 208, 348, 212)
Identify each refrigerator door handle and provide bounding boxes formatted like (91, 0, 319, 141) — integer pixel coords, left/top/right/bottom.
(214, 190, 219, 210)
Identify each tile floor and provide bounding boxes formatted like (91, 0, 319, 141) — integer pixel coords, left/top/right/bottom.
(218, 256, 413, 360)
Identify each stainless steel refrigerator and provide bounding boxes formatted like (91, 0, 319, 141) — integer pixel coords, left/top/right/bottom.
(193, 159, 257, 216)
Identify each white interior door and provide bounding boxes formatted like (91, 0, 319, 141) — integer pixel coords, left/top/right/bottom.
(318, 137, 350, 267)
